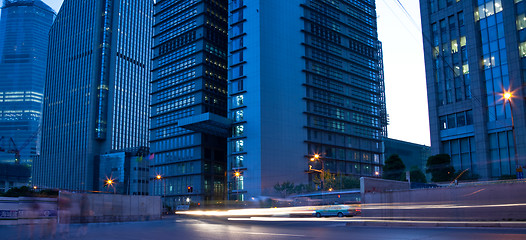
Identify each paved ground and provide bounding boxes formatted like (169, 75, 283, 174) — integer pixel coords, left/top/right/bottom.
(1, 216, 526, 240)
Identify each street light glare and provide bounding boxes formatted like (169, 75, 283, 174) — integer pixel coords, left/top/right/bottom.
(314, 154, 320, 159)
(156, 174, 162, 179)
(107, 179, 113, 185)
(504, 92, 512, 101)
(234, 172, 241, 177)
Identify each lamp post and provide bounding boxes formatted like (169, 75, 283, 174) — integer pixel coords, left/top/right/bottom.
(309, 154, 325, 191)
(156, 174, 166, 198)
(504, 91, 520, 178)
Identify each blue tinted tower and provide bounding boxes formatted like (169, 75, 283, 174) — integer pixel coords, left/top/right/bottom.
(227, 0, 387, 199)
(33, 0, 154, 191)
(0, 0, 55, 165)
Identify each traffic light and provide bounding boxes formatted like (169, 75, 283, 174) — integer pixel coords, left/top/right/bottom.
(187, 186, 193, 193)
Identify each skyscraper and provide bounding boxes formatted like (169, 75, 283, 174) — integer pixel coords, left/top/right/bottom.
(0, 0, 55, 165)
(151, 0, 229, 207)
(227, 0, 387, 200)
(33, 0, 153, 191)
(420, 0, 526, 179)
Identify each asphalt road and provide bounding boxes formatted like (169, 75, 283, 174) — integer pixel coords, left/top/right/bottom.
(2, 216, 526, 240)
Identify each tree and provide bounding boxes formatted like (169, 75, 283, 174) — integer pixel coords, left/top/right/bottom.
(426, 154, 455, 182)
(273, 181, 295, 197)
(409, 166, 427, 183)
(383, 154, 406, 181)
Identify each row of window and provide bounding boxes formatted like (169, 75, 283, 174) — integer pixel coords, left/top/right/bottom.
(151, 134, 195, 152)
(153, 108, 194, 128)
(154, 69, 196, 92)
(155, 82, 195, 103)
(158, 44, 197, 67)
(152, 147, 197, 165)
(159, 8, 198, 32)
(157, 57, 196, 79)
(439, 110, 473, 130)
(155, 95, 195, 115)
(158, 20, 197, 44)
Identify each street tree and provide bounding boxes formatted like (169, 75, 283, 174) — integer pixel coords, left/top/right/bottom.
(426, 154, 455, 182)
(273, 181, 295, 197)
(409, 166, 427, 183)
(383, 154, 406, 181)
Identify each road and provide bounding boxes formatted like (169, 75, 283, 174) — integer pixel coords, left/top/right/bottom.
(2, 216, 526, 240)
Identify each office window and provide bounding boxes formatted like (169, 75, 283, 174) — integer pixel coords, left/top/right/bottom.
(520, 42, 526, 58)
(518, 14, 526, 31)
(232, 95, 244, 107)
(451, 40, 458, 53)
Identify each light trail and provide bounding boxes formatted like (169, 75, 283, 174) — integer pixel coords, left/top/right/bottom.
(226, 217, 526, 226)
(177, 201, 526, 218)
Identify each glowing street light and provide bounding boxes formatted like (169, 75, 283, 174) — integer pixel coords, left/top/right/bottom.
(504, 91, 512, 101)
(156, 174, 162, 180)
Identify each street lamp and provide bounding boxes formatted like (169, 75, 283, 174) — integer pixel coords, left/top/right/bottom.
(309, 153, 325, 191)
(105, 178, 116, 194)
(156, 174, 166, 197)
(503, 91, 519, 177)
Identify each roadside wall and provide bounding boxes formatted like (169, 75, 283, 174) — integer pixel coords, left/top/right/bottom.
(360, 177, 410, 195)
(60, 193, 161, 223)
(362, 180, 526, 221)
(0, 197, 57, 225)
(0, 193, 161, 225)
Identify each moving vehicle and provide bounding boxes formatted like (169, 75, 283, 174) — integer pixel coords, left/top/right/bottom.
(313, 205, 360, 218)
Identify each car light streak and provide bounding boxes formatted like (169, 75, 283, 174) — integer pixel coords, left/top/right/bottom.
(227, 217, 526, 226)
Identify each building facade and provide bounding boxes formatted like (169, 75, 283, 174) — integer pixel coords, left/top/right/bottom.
(383, 138, 431, 175)
(99, 147, 150, 195)
(0, 0, 55, 165)
(420, 0, 526, 179)
(33, 0, 153, 191)
(151, 0, 229, 207)
(227, 0, 387, 200)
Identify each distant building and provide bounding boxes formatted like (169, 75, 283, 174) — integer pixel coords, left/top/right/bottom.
(99, 147, 150, 195)
(33, 0, 154, 191)
(0, 0, 55, 165)
(420, 0, 526, 179)
(383, 138, 431, 174)
(0, 163, 30, 192)
(150, 0, 230, 207)
(227, 0, 387, 200)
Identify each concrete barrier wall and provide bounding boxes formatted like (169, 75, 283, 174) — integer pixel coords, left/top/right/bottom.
(360, 177, 410, 195)
(61, 193, 161, 223)
(0, 197, 57, 225)
(362, 181, 526, 221)
(0, 193, 161, 225)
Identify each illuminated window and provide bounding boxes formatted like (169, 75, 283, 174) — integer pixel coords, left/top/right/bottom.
(518, 14, 526, 31)
(520, 42, 526, 58)
(460, 36, 466, 47)
(462, 64, 469, 74)
(451, 40, 458, 53)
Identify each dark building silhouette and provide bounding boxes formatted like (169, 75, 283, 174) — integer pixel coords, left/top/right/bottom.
(150, 0, 229, 207)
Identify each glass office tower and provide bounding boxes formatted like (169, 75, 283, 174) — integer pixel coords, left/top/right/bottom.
(151, 0, 229, 208)
(420, 0, 526, 179)
(0, 0, 55, 165)
(227, 0, 387, 200)
(33, 0, 153, 190)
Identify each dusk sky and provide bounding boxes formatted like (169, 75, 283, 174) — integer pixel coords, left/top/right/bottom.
(40, 0, 431, 146)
